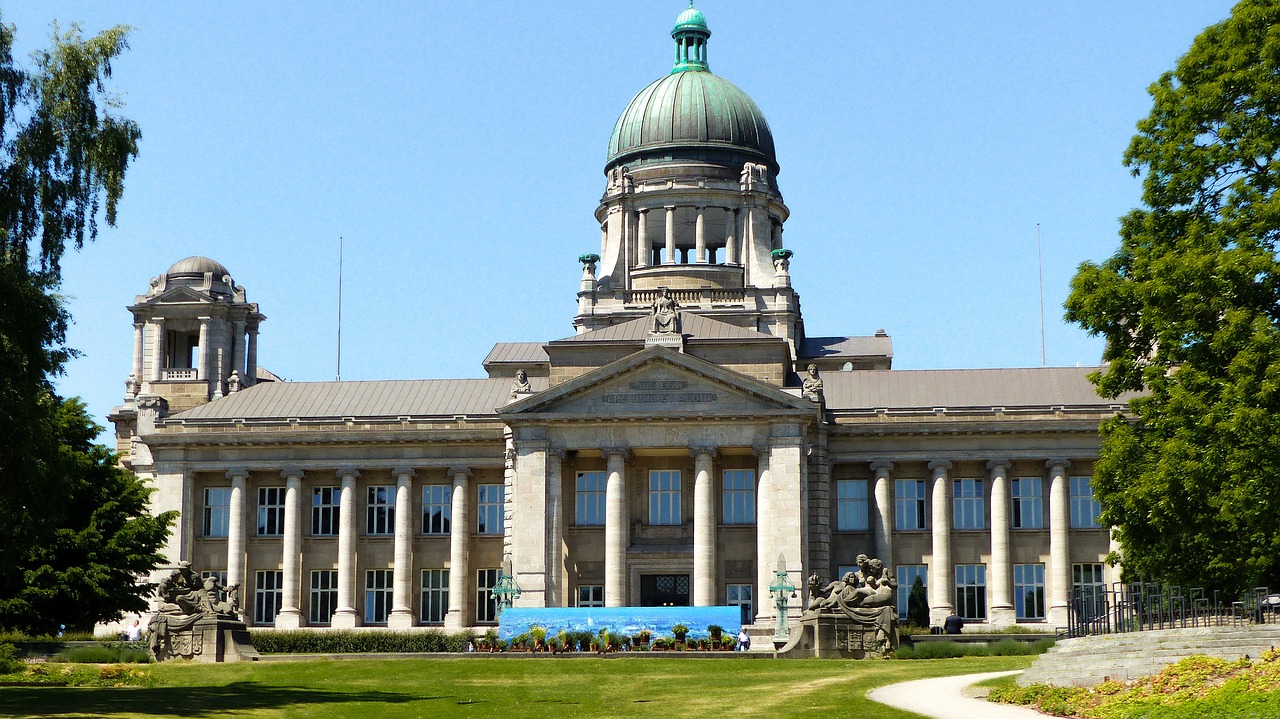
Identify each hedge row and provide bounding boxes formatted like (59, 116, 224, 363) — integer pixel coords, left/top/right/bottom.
(248, 630, 474, 654)
(893, 638, 1055, 659)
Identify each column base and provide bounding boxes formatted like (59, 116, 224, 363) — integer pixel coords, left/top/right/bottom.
(274, 608, 303, 629)
(988, 605, 1017, 627)
(929, 605, 955, 627)
(387, 608, 415, 630)
(443, 610, 468, 634)
(330, 608, 359, 629)
(1047, 604, 1069, 629)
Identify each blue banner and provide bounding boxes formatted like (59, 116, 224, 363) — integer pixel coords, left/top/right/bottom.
(498, 606, 741, 641)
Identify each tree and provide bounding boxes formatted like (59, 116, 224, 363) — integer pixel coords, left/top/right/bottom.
(1065, 0, 1280, 597)
(0, 14, 158, 631)
(907, 576, 929, 629)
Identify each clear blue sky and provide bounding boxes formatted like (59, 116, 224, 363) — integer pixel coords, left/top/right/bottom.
(7, 1, 1238, 439)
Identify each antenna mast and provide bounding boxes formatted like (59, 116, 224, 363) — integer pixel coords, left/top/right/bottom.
(337, 236, 343, 381)
(1037, 224, 1046, 367)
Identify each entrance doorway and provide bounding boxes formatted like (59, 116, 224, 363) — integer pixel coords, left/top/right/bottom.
(640, 574, 690, 606)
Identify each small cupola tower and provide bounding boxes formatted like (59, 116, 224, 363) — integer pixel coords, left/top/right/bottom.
(671, 3, 710, 72)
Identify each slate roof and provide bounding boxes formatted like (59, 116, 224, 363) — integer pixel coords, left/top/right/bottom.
(482, 342, 549, 365)
(171, 377, 549, 421)
(552, 312, 780, 344)
(801, 335, 893, 360)
(821, 367, 1119, 411)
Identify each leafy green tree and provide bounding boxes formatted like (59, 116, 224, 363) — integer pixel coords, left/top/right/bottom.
(907, 576, 929, 629)
(1065, 0, 1280, 596)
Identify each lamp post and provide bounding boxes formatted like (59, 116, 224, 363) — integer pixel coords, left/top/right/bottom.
(768, 554, 796, 641)
(492, 557, 521, 617)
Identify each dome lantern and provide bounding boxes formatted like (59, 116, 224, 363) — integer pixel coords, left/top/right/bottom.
(671, 3, 710, 73)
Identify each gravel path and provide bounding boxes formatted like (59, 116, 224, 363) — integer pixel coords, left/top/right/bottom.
(868, 670, 1049, 718)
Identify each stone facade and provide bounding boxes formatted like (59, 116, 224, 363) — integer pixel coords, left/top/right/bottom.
(109, 7, 1119, 638)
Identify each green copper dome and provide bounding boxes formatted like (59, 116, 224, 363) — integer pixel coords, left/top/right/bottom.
(606, 6, 776, 172)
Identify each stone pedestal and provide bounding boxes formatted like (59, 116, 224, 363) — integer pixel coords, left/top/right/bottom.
(152, 616, 260, 663)
(777, 609, 899, 659)
(274, 608, 303, 629)
(644, 333, 684, 351)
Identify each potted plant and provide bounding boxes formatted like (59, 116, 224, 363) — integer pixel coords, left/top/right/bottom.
(672, 623, 688, 645)
(708, 625, 723, 643)
(635, 630, 652, 649)
(483, 628, 500, 653)
(530, 626, 547, 652)
(720, 635, 735, 651)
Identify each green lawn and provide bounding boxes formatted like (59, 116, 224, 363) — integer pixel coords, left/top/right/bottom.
(0, 655, 1033, 719)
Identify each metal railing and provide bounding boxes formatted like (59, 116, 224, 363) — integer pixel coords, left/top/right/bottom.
(1068, 583, 1279, 638)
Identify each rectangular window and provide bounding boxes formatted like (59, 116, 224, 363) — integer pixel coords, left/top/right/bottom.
(953, 478, 985, 530)
(477, 485, 504, 534)
(896, 565, 928, 621)
(200, 570, 228, 588)
(1073, 562, 1108, 621)
(253, 570, 283, 625)
(364, 569, 393, 624)
(1011, 477, 1044, 529)
(420, 569, 449, 623)
(575, 471, 606, 526)
(836, 479, 869, 531)
(648, 470, 682, 525)
(727, 584, 754, 626)
(1070, 476, 1103, 528)
(421, 485, 452, 535)
(203, 488, 231, 537)
(309, 569, 338, 625)
(366, 486, 395, 536)
(311, 487, 340, 536)
(1014, 563, 1046, 620)
(895, 479, 927, 530)
(577, 585, 604, 607)
(722, 469, 756, 525)
(257, 486, 286, 536)
(955, 564, 987, 620)
(476, 568, 499, 623)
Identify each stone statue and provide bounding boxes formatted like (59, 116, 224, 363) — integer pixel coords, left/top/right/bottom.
(509, 369, 532, 400)
(801, 553, 900, 657)
(802, 363, 824, 402)
(740, 162, 770, 192)
(147, 561, 258, 663)
(226, 369, 242, 393)
(125, 373, 140, 396)
(649, 287, 681, 335)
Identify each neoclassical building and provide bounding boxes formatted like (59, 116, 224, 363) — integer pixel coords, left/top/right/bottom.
(111, 7, 1120, 637)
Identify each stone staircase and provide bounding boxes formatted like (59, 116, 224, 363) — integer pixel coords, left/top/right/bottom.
(1019, 624, 1280, 687)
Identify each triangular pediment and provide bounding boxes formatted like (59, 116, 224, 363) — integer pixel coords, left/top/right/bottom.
(135, 285, 216, 306)
(500, 346, 816, 420)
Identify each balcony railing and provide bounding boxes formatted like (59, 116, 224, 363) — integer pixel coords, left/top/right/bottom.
(161, 367, 199, 381)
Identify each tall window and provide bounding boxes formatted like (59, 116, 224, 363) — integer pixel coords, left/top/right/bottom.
(895, 479, 926, 530)
(955, 564, 987, 620)
(309, 570, 337, 625)
(420, 569, 449, 623)
(575, 471, 606, 526)
(203, 488, 231, 537)
(312, 486, 339, 536)
(722, 469, 756, 525)
(896, 565, 928, 620)
(421, 485, 452, 535)
(364, 569, 393, 624)
(1070, 476, 1102, 528)
(366, 486, 394, 535)
(953, 478, 985, 530)
(577, 585, 604, 607)
(477, 485, 504, 534)
(200, 570, 228, 588)
(836, 479, 869, 531)
(257, 486, 285, 536)
(1011, 477, 1044, 529)
(253, 570, 283, 625)
(476, 568, 498, 623)
(648, 470, 681, 525)
(1014, 563, 1046, 620)
(727, 584, 754, 626)
(1073, 563, 1108, 621)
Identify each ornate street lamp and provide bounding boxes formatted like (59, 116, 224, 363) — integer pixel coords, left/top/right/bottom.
(491, 557, 522, 617)
(768, 554, 797, 641)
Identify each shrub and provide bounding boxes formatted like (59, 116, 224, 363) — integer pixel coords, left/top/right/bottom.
(892, 638, 1054, 659)
(0, 643, 23, 674)
(248, 630, 474, 654)
(707, 625, 723, 641)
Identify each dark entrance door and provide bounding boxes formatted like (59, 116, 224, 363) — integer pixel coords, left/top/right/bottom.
(640, 574, 690, 606)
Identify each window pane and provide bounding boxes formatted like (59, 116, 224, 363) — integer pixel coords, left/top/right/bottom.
(420, 569, 449, 623)
(478, 485, 504, 534)
(953, 479, 985, 530)
(1011, 478, 1044, 529)
(364, 569, 393, 624)
(895, 479, 926, 530)
(648, 471, 681, 525)
(722, 470, 755, 525)
(257, 486, 285, 536)
(253, 570, 283, 625)
(896, 565, 928, 621)
(312, 487, 340, 536)
(836, 479, 868, 531)
(1070, 476, 1102, 528)
(1013, 563, 1046, 619)
(576, 472, 606, 526)
(204, 488, 231, 537)
(954, 564, 987, 619)
(366, 486, 395, 535)
(421, 485, 452, 534)
(309, 569, 337, 624)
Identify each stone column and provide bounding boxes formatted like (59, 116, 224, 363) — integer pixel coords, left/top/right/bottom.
(1048, 459, 1072, 626)
(225, 469, 248, 594)
(130, 322, 144, 395)
(695, 206, 707, 263)
(444, 467, 471, 631)
(197, 317, 211, 382)
(604, 449, 629, 607)
(388, 467, 416, 629)
(928, 460, 954, 625)
(870, 461, 894, 562)
(692, 447, 717, 606)
(148, 319, 165, 383)
(753, 446, 773, 624)
(546, 450, 566, 607)
(771, 218, 782, 251)
(246, 324, 259, 385)
(987, 460, 1014, 625)
(636, 209, 648, 267)
(664, 206, 676, 265)
(724, 208, 738, 265)
(332, 468, 360, 629)
(276, 468, 304, 628)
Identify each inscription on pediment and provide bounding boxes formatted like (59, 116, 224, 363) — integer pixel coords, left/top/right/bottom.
(604, 380, 718, 405)
(539, 366, 790, 415)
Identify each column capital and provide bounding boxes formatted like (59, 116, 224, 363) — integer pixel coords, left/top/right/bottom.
(133, 320, 146, 330)
(391, 466, 417, 481)
(280, 467, 304, 482)
(664, 204, 676, 211)
(927, 460, 953, 472)
(601, 447, 631, 462)
(1045, 458, 1073, 471)
(447, 466, 472, 479)
(986, 459, 1012, 471)
(637, 207, 649, 215)
(225, 468, 250, 482)
(752, 443, 769, 457)
(689, 446, 718, 461)
(549, 448, 568, 461)
(869, 460, 894, 474)
(335, 467, 361, 481)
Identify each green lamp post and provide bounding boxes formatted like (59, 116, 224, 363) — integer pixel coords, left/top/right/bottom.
(492, 557, 521, 617)
(768, 554, 797, 641)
